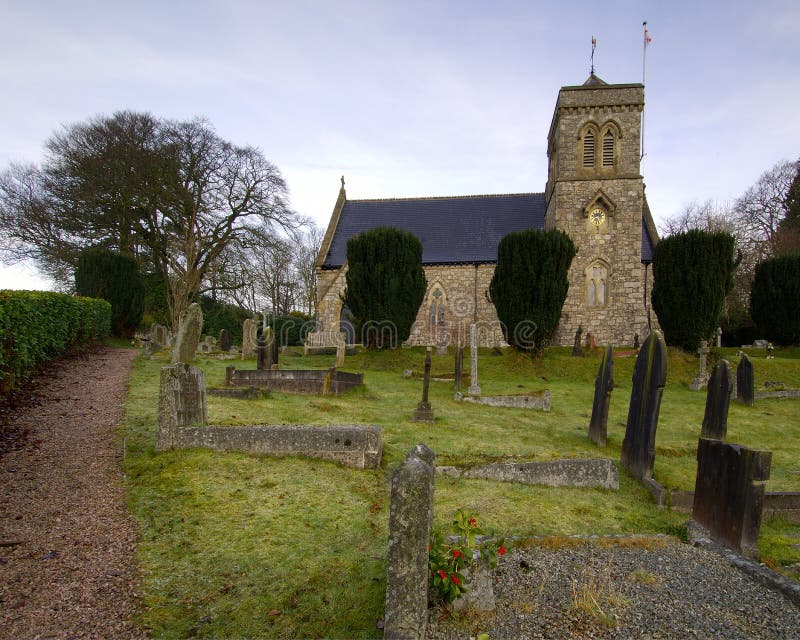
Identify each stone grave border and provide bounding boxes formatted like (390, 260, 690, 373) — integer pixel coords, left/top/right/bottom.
(223, 366, 363, 396)
(436, 458, 618, 490)
(454, 391, 551, 411)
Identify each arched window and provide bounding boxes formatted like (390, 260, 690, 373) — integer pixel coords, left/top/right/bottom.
(602, 129, 615, 167)
(586, 261, 609, 308)
(582, 130, 596, 168)
(427, 285, 446, 331)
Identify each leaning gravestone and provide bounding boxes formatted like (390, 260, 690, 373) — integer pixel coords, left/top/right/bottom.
(701, 359, 731, 440)
(468, 324, 481, 396)
(219, 328, 232, 352)
(384, 444, 435, 640)
(572, 325, 583, 357)
(588, 345, 614, 447)
(171, 303, 203, 364)
(620, 331, 668, 481)
(242, 318, 258, 359)
(693, 438, 771, 559)
(156, 363, 207, 450)
(737, 354, 754, 407)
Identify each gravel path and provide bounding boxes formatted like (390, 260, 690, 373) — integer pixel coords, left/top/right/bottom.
(427, 537, 800, 640)
(0, 346, 146, 640)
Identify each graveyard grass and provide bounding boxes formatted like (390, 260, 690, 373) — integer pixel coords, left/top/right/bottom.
(123, 345, 800, 638)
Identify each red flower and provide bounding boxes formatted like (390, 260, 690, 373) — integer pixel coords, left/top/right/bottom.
(452, 549, 462, 558)
(438, 569, 447, 581)
(451, 574, 460, 585)
(468, 517, 478, 527)
(498, 545, 507, 556)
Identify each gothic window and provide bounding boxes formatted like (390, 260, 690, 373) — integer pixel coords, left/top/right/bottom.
(586, 262, 608, 308)
(602, 129, 615, 167)
(582, 130, 596, 168)
(427, 285, 446, 330)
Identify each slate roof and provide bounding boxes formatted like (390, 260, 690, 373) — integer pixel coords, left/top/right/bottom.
(322, 193, 547, 268)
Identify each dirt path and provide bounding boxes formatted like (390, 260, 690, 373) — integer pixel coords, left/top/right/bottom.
(0, 346, 147, 639)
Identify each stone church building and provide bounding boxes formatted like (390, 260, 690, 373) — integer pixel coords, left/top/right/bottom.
(312, 73, 660, 347)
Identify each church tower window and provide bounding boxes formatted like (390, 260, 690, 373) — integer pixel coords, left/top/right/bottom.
(586, 261, 609, 308)
(582, 130, 596, 168)
(602, 129, 615, 167)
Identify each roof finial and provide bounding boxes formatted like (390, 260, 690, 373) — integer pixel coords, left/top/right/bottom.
(341, 175, 345, 189)
(590, 36, 597, 76)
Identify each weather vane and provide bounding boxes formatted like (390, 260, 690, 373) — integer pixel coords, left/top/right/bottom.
(590, 36, 597, 75)
(341, 175, 345, 189)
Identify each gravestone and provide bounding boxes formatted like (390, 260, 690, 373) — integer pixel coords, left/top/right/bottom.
(335, 341, 345, 368)
(620, 331, 668, 481)
(156, 363, 207, 450)
(633, 333, 640, 350)
(693, 438, 771, 559)
(384, 444, 435, 640)
(584, 331, 596, 352)
(219, 328, 232, 352)
(716, 327, 723, 348)
(263, 327, 276, 369)
(737, 354, 754, 406)
(171, 303, 203, 364)
(256, 335, 272, 371)
(572, 325, 583, 357)
(689, 340, 710, 391)
(412, 348, 434, 422)
(701, 359, 731, 440)
(454, 346, 464, 394)
(588, 345, 614, 447)
(151, 322, 168, 348)
(468, 324, 481, 396)
(242, 318, 258, 359)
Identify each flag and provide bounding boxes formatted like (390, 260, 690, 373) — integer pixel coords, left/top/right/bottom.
(644, 22, 652, 46)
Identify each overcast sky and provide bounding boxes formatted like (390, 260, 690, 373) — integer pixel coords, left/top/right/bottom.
(1, 0, 798, 289)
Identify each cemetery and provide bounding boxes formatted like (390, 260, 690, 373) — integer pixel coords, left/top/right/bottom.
(119, 328, 800, 638)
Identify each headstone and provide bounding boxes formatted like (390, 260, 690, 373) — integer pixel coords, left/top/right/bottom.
(736, 354, 754, 406)
(716, 327, 723, 348)
(412, 348, 434, 422)
(689, 340, 710, 391)
(766, 343, 774, 359)
(256, 335, 272, 371)
(633, 333, 640, 350)
(693, 438, 771, 559)
(242, 318, 258, 359)
(335, 340, 345, 368)
(171, 303, 203, 364)
(435, 345, 448, 356)
(156, 363, 207, 450)
(384, 444, 435, 640)
(701, 359, 731, 440)
(454, 346, 464, 394)
(468, 324, 481, 396)
(620, 331, 668, 481)
(264, 327, 275, 369)
(219, 328, 232, 352)
(584, 331, 596, 352)
(572, 325, 583, 357)
(151, 322, 168, 348)
(753, 339, 769, 348)
(588, 345, 614, 447)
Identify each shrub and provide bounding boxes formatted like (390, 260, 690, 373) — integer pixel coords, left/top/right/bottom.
(200, 296, 252, 343)
(344, 227, 427, 348)
(0, 291, 111, 392)
(489, 229, 576, 352)
(75, 247, 144, 337)
(750, 254, 800, 345)
(651, 230, 736, 351)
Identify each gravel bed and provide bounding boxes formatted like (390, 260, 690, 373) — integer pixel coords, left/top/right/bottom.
(427, 538, 800, 640)
(0, 347, 146, 640)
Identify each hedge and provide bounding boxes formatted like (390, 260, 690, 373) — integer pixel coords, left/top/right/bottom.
(0, 290, 112, 392)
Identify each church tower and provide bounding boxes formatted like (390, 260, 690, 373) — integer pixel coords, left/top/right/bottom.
(545, 73, 656, 347)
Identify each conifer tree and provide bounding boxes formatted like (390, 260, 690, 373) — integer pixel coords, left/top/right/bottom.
(750, 254, 800, 345)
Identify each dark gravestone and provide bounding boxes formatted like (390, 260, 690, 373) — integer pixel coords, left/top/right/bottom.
(412, 349, 434, 422)
(454, 346, 464, 394)
(633, 333, 640, 350)
(256, 336, 269, 371)
(737, 354, 754, 407)
(588, 345, 614, 447)
(384, 444, 436, 640)
(156, 363, 207, 450)
(701, 359, 731, 440)
(620, 331, 668, 481)
(572, 325, 583, 357)
(219, 328, 232, 352)
(693, 438, 771, 559)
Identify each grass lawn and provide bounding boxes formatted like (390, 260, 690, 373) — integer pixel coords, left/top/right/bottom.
(123, 344, 800, 638)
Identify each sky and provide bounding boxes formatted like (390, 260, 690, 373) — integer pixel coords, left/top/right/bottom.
(1, 0, 798, 290)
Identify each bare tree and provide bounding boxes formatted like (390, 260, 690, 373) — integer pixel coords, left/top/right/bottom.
(294, 225, 324, 316)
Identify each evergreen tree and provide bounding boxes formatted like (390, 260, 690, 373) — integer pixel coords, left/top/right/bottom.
(651, 230, 736, 351)
(489, 229, 576, 352)
(784, 161, 800, 229)
(343, 227, 427, 348)
(74, 247, 144, 337)
(750, 255, 800, 345)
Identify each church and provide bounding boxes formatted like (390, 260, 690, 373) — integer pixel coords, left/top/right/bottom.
(312, 73, 660, 348)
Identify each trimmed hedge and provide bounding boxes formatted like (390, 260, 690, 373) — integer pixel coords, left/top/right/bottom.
(0, 290, 111, 392)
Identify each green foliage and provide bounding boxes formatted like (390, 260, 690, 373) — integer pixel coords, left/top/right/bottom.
(489, 229, 576, 352)
(783, 161, 800, 229)
(343, 227, 427, 348)
(651, 230, 736, 351)
(75, 247, 144, 337)
(141, 271, 171, 327)
(0, 290, 110, 392)
(750, 254, 800, 345)
(263, 312, 314, 347)
(200, 296, 251, 343)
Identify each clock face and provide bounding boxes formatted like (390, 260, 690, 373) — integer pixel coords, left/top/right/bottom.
(590, 208, 606, 226)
